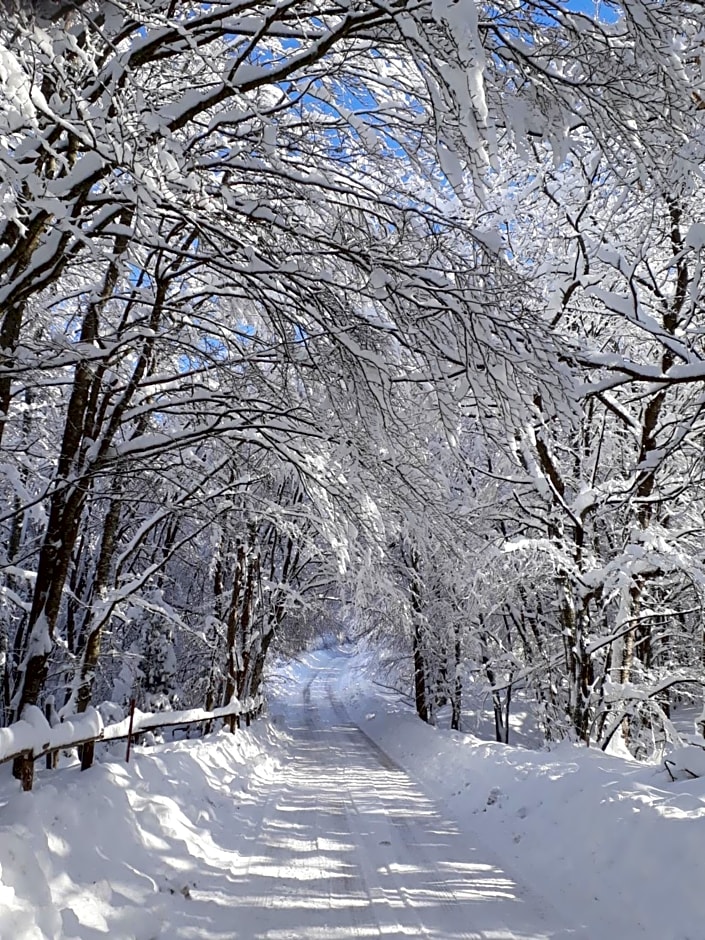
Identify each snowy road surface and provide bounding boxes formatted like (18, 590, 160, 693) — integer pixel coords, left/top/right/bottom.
(0, 653, 592, 940)
(6, 648, 704, 939)
(242, 664, 586, 940)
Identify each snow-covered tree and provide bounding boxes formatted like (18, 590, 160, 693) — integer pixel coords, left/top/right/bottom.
(2, 0, 705, 771)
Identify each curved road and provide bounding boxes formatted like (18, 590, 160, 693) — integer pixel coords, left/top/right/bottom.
(243, 663, 587, 940)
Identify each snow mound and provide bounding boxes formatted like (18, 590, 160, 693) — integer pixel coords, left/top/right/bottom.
(0, 723, 283, 939)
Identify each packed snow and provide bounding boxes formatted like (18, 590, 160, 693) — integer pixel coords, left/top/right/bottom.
(1, 645, 705, 938)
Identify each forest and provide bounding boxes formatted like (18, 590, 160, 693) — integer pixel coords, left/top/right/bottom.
(1, 0, 705, 778)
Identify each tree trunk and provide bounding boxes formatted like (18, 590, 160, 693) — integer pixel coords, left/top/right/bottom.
(412, 620, 430, 724)
(224, 542, 245, 707)
(450, 625, 463, 731)
(73, 489, 123, 713)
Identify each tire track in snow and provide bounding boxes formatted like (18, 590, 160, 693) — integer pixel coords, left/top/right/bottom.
(237, 663, 589, 940)
(319, 668, 591, 940)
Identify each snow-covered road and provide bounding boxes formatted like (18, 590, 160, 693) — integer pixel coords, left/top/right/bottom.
(246, 661, 585, 940)
(6, 646, 705, 938)
(0, 650, 593, 940)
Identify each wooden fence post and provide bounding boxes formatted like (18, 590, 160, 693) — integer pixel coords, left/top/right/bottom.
(81, 739, 95, 771)
(125, 698, 136, 763)
(44, 704, 56, 770)
(17, 751, 34, 792)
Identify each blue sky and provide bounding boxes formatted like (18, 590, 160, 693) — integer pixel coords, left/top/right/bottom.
(566, 0, 620, 21)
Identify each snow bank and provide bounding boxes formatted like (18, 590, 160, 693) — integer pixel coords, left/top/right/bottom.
(0, 722, 282, 939)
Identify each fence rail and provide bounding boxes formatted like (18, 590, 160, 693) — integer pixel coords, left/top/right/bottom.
(1, 695, 264, 792)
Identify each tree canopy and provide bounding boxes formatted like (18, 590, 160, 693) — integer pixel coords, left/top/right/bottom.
(1, 0, 705, 769)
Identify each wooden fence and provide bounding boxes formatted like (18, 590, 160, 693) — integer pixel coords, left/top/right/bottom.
(1, 695, 264, 792)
